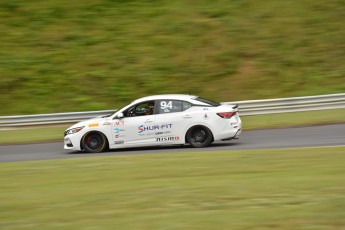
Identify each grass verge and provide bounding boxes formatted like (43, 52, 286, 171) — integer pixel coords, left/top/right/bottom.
(0, 1, 344, 115)
(1, 108, 345, 145)
(0, 126, 65, 145)
(242, 108, 345, 130)
(0, 147, 344, 229)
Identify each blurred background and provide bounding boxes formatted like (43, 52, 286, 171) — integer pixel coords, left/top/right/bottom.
(0, 0, 344, 115)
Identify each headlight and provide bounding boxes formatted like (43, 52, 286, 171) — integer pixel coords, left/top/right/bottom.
(64, 126, 84, 136)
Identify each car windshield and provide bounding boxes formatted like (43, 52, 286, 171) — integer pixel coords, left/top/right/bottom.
(194, 97, 220, 107)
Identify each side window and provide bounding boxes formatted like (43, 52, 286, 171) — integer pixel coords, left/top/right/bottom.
(124, 101, 155, 117)
(182, 101, 192, 111)
(158, 100, 192, 114)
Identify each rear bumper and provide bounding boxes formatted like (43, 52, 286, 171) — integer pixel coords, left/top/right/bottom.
(214, 127, 242, 140)
(234, 128, 242, 138)
(221, 129, 242, 141)
(214, 117, 242, 141)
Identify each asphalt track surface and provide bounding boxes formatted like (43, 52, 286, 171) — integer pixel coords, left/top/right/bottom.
(0, 124, 344, 162)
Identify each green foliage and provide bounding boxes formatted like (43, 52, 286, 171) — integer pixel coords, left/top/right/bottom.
(0, 0, 344, 115)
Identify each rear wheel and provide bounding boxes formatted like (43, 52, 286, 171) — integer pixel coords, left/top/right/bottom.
(186, 126, 213, 148)
(82, 132, 108, 153)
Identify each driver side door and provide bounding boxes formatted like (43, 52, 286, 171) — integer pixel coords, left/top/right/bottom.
(112, 101, 157, 146)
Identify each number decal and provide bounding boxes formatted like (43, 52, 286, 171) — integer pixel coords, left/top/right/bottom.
(161, 101, 172, 110)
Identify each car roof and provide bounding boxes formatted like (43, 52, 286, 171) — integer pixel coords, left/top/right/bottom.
(132, 94, 197, 104)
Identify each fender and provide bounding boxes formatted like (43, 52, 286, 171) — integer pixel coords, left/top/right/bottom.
(80, 130, 110, 150)
(182, 121, 215, 144)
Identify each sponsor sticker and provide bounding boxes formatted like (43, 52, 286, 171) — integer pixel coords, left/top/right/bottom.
(156, 136, 179, 142)
(139, 132, 155, 136)
(114, 128, 125, 132)
(155, 131, 172, 135)
(114, 140, 124, 144)
(103, 122, 111, 126)
(138, 124, 172, 134)
(89, 123, 99, 128)
(114, 121, 125, 126)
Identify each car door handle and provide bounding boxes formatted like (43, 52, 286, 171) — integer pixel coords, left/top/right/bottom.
(144, 120, 153, 123)
(183, 115, 192, 119)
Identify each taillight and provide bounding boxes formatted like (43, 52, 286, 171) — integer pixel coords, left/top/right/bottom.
(217, 112, 236, 119)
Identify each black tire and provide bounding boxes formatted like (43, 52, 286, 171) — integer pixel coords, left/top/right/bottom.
(186, 126, 213, 148)
(81, 132, 108, 153)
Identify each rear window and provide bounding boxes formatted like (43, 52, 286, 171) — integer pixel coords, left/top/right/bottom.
(194, 97, 220, 107)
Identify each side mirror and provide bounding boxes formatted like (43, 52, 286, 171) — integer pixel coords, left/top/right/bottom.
(115, 112, 124, 119)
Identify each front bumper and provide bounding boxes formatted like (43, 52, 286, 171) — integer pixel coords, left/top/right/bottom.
(64, 137, 73, 148)
(64, 135, 82, 151)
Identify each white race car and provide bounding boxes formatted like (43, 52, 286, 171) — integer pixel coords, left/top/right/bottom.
(64, 94, 242, 153)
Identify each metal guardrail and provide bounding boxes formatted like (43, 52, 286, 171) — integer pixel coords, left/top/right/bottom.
(223, 93, 345, 115)
(1, 93, 344, 127)
(0, 110, 117, 127)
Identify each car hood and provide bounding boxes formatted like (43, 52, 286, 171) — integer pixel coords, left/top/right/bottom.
(66, 116, 110, 130)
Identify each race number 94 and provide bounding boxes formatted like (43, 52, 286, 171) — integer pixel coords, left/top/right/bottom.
(161, 101, 172, 110)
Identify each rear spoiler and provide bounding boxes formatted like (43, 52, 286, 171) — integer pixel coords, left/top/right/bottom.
(220, 102, 239, 111)
(232, 105, 239, 112)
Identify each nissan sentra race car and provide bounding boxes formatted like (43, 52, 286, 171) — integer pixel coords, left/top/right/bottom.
(64, 94, 242, 153)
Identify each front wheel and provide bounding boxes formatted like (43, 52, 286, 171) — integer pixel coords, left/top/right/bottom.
(82, 132, 108, 153)
(186, 126, 213, 148)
